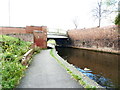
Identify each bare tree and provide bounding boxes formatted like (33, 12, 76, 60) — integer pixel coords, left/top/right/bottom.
(92, 0, 117, 27)
(98, 0, 102, 27)
(72, 17, 79, 29)
(92, 0, 102, 27)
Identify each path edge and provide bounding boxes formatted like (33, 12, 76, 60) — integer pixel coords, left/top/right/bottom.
(50, 48, 105, 89)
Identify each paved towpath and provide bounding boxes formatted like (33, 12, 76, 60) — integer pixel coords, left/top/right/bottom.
(17, 49, 83, 88)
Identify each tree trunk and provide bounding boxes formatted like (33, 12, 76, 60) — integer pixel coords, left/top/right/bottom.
(98, 0, 102, 27)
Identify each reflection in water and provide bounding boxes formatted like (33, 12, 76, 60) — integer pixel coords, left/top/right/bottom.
(56, 47, 120, 88)
(76, 67, 115, 88)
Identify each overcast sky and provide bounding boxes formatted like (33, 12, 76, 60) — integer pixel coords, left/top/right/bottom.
(0, 0, 117, 30)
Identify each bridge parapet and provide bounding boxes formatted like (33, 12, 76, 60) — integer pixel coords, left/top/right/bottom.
(47, 28, 68, 36)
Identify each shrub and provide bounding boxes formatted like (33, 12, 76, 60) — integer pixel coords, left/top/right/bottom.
(1, 61, 26, 88)
(115, 13, 120, 25)
(0, 35, 31, 88)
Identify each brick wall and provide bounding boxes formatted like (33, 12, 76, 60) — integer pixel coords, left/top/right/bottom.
(26, 26, 47, 33)
(26, 26, 47, 48)
(67, 25, 120, 50)
(0, 26, 47, 34)
(33, 30, 47, 48)
(7, 34, 34, 42)
(0, 27, 26, 34)
(0, 26, 47, 48)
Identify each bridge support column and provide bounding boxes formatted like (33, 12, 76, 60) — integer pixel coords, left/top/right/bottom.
(33, 30, 47, 48)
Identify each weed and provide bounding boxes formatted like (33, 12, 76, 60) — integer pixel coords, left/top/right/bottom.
(34, 46, 41, 54)
(79, 80, 86, 86)
(0, 35, 31, 88)
(85, 85, 97, 90)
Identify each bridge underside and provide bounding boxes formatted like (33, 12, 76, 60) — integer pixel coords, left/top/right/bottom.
(47, 34, 72, 47)
(47, 38, 71, 46)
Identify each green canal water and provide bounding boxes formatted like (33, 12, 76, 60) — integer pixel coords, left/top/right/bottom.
(56, 46, 120, 89)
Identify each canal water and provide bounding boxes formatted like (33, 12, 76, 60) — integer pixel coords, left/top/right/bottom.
(56, 46, 120, 88)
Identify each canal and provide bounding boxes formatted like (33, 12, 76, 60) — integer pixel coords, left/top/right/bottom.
(56, 46, 120, 88)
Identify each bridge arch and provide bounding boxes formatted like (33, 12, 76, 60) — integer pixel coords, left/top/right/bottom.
(47, 34, 70, 47)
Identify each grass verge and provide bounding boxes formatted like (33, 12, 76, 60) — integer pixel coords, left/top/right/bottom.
(0, 35, 33, 89)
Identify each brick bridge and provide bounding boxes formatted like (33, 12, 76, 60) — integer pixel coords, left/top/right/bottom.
(0, 26, 71, 48)
(6, 33, 70, 48)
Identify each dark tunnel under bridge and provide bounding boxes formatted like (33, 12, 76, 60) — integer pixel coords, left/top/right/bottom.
(47, 34, 71, 46)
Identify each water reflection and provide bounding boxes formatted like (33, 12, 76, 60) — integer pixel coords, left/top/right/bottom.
(76, 67, 115, 88)
(56, 47, 119, 88)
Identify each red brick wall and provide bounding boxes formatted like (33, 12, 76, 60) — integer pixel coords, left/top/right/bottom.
(0, 26, 47, 34)
(33, 30, 47, 48)
(26, 26, 47, 33)
(0, 26, 47, 48)
(0, 27, 26, 34)
(26, 26, 47, 48)
(67, 25, 120, 50)
(7, 34, 33, 42)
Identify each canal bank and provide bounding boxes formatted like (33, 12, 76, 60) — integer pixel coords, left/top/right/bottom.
(56, 46, 119, 88)
(51, 48, 104, 88)
(70, 46, 120, 55)
(66, 25, 120, 55)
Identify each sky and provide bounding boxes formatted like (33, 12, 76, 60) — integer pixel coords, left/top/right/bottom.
(0, 0, 118, 31)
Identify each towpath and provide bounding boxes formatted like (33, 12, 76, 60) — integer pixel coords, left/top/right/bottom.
(17, 49, 83, 88)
